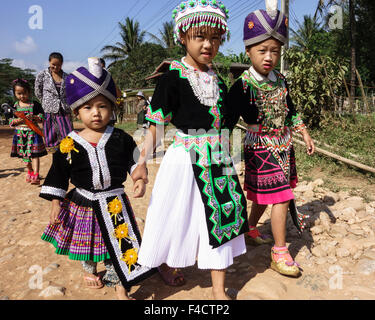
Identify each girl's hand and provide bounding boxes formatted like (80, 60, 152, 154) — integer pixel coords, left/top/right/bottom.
(131, 163, 148, 184)
(301, 130, 315, 156)
(13, 118, 24, 125)
(133, 179, 146, 198)
(49, 200, 61, 225)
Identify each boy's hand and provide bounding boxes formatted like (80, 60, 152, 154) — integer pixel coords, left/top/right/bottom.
(301, 130, 315, 156)
(133, 179, 146, 198)
(49, 200, 61, 225)
(131, 163, 148, 184)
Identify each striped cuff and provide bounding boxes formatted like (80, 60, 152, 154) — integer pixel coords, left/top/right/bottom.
(145, 105, 172, 125)
(40, 186, 66, 199)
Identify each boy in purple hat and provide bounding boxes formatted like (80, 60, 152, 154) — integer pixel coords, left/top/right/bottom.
(227, 0, 314, 277)
(39, 57, 154, 299)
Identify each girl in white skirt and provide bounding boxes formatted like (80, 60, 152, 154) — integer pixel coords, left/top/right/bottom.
(132, 0, 249, 300)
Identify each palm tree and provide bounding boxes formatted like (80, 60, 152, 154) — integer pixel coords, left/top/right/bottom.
(101, 17, 146, 69)
(148, 21, 176, 49)
(290, 15, 323, 51)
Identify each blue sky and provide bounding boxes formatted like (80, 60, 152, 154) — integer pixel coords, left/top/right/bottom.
(0, 0, 319, 74)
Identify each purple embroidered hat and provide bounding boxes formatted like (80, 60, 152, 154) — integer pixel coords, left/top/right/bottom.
(243, 0, 287, 47)
(66, 57, 117, 110)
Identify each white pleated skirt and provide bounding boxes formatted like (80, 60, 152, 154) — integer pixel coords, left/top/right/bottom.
(138, 142, 246, 270)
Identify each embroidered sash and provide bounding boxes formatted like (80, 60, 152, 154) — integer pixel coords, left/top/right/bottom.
(173, 132, 248, 248)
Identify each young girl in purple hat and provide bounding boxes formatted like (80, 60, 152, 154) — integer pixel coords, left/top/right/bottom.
(134, 0, 249, 300)
(39, 58, 154, 300)
(227, 0, 315, 277)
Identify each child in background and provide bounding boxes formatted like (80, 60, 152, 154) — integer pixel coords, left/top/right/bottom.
(10, 79, 47, 184)
(134, 0, 249, 300)
(35, 52, 73, 152)
(40, 58, 154, 300)
(135, 91, 149, 130)
(227, 0, 315, 277)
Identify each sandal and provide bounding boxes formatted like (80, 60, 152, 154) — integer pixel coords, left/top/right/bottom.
(157, 266, 186, 287)
(270, 246, 301, 277)
(247, 226, 273, 245)
(30, 173, 40, 185)
(26, 170, 33, 183)
(83, 275, 104, 289)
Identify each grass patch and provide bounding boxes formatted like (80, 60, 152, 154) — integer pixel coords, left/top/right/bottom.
(310, 114, 375, 168)
(294, 114, 375, 198)
(115, 121, 138, 135)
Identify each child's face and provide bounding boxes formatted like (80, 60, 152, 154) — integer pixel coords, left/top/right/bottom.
(246, 38, 282, 76)
(76, 95, 112, 132)
(14, 85, 30, 103)
(49, 58, 62, 74)
(181, 27, 222, 70)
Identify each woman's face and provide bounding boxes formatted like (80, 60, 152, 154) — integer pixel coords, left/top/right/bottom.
(49, 58, 63, 74)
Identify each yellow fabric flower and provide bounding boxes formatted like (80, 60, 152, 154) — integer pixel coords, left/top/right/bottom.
(114, 223, 136, 249)
(60, 136, 79, 154)
(59, 136, 79, 164)
(115, 223, 129, 239)
(121, 248, 138, 274)
(107, 197, 122, 224)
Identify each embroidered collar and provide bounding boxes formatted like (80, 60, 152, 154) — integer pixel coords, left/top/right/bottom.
(179, 57, 220, 107)
(69, 125, 113, 150)
(68, 126, 113, 190)
(249, 66, 277, 83)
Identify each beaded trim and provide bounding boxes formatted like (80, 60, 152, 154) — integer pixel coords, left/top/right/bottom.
(40, 186, 66, 199)
(68, 126, 113, 190)
(173, 0, 229, 43)
(145, 105, 172, 125)
(241, 69, 305, 133)
(181, 57, 220, 107)
(76, 188, 153, 280)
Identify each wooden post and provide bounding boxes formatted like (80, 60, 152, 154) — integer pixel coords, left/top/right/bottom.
(355, 68, 369, 114)
(321, 58, 339, 113)
(229, 72, 235, 86)
(340, 69, 354, 116)
(293, 137, 375, 174)
(281, 0, 289, 74)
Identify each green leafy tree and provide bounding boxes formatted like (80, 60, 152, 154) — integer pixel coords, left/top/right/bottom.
(285, 49, 349, 128)
(0, 58, 36, 105)
(290, 15, 326, 52)
(111, 42, 168, 89)
(149, 21, 185, 60)
(101, 17, 146, 69)
(314, 0, 357, 99)
(149, 21, 175, 49)
(229, 52, 250, 64)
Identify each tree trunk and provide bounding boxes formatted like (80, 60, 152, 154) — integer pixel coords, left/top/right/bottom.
(349, 0, 356, 115)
